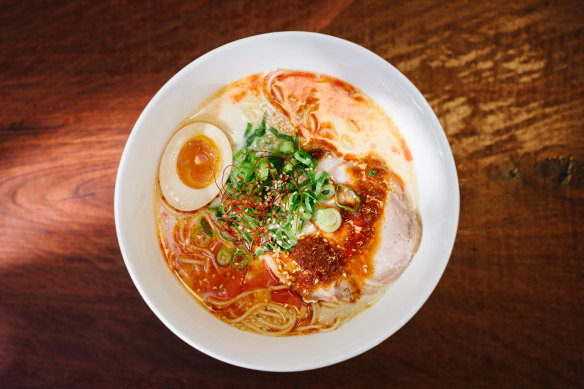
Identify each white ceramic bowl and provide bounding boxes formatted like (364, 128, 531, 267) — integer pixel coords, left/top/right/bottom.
(115, 32, 459, 371)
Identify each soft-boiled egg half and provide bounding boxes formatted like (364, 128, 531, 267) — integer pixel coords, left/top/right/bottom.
(159, 122, 232, 211)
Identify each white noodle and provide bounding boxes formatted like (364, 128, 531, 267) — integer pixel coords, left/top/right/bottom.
(226, 303, 266, 323)
(265, 70, 287, 94)
(295, 324, 323, 332)
(256, 310, 283, 320)
(205, 289, 265, 307)
(179, 258, 204, 266)
(310, 302, 319, 325)
(320, 318, 342, 332)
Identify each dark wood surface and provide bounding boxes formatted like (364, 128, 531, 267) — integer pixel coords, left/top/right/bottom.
(1, 0, 583, 387)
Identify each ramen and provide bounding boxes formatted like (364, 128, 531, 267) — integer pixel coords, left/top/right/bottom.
(155, 70, 421, 336)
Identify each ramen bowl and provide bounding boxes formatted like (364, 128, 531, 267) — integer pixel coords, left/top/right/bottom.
(114, 32, 459, 371)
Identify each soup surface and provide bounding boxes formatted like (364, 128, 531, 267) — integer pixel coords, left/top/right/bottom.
(155, 70, 421, 335)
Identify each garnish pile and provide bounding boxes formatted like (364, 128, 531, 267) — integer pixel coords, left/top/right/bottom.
(210, 117, 336, 255)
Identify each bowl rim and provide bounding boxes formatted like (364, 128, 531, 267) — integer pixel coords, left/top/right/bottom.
(114, 31, 460, 371)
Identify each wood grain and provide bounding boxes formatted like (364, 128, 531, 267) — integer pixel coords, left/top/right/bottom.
(1, 0, 583, 387)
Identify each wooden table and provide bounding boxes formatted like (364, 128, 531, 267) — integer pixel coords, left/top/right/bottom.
(1, 0, 582, 387)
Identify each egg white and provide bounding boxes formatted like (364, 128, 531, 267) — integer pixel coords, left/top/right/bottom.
(159, 122, 232, 211)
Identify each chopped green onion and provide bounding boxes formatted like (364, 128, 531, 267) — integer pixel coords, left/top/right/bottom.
(193, 228, 212, 248)
(335, 184, 361, 213)
(369, 169, 377, 176)
(234, 151, 245, 163)
(246, 116, 266, 146)
(287, 192, 302, 211)
(278, 140, 294, 154)
(313, 208, 342, 232)
(299, 207, 313, 220)
(231, 249, 249, 269)
(318, 184, 335, 200)
(246, 120, 267, 146)
(269, 126, 295, 142)
(294, 150, 314, 167)
(303, 191, 317, 212)
(221, 119, 338, 254)
(244, 123, 253, 137)
(236, 163, 254, 182)
(306, 170, 316, 188)
(283, 161, 294, 173)
(246, 150, 257, 164)
(275, 228, 296, 250)
(256, 159, 269, 181)
(216, 247, 232, 266)
(289, 214, 304, 233)
(200, 217, 213, 236)
(246, 135, 255, 146)
(298, 178, 311, 188)
(206, 197, 222, 210)
(258, 115, 266, 132)
(314, 172, 329, 196)
(215, 205, 225, 217)
(241, 215, 258, 231)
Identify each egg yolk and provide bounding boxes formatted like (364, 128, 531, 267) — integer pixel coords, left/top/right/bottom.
(176, 134, 222, 189)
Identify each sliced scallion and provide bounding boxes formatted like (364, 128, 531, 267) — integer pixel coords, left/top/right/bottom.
(269, 126, 295, 142)
(256, 159, 269, 181)
(294, 150, 314, 167)
(299, 207, 312, 221)
(200, 217, 213, 236)
(318, 184, 335, 200)
(216, 247, 232, 265)
(220, 119, 337, 254)
(231, 249, 249, 269)
(278, 140, 294, 154)
(303, 191, 316, 212)
(313, 208, 342, 232)
(193, 228, 212, 248)
(289, 214, 304, 233)
(335, 184, 361, 213)
(244, 123, 253, 137)
(206, 197, 222, 210)
(236, 163, 254, 182)
(314, 172, 329, 196)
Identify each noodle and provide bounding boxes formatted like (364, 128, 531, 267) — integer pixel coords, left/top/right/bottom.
(205, 289, 265, 307)
(310, 302, 318, 325)
(179, 258, 205, 266)
(257, 310, 284, 320)
(320, 318, 342, 332)
(225, 303, 269, 323)
(295, 324, 322, 332)
(265, 70, 286, 95)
